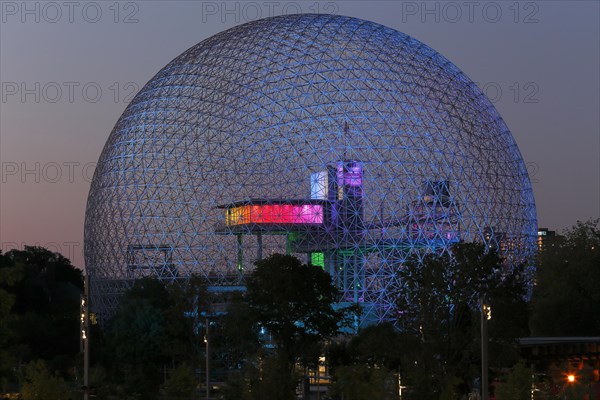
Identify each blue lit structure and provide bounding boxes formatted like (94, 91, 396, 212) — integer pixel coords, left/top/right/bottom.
(84, 14, 537, 323)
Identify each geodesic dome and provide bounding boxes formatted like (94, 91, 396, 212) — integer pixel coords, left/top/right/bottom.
(84, 13, 536, 322)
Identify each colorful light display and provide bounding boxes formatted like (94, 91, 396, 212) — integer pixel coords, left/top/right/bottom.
(226, 203, 324, 226)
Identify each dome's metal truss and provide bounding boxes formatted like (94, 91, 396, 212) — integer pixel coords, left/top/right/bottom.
(84, 14, 537, 324)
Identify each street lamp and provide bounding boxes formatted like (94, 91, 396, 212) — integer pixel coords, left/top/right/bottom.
(204, 315, 210, 400)
(480, 296, 491, 400)
(81, 275, 90, 400)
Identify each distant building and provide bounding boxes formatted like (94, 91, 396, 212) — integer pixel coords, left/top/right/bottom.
(537, 228, 557, 251)
(519, 337, 600, 399)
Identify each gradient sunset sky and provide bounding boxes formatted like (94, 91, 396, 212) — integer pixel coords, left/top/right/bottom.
(1, 1, 598, 268)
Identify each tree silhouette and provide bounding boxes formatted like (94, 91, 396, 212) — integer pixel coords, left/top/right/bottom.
(531, 218, 600, 335)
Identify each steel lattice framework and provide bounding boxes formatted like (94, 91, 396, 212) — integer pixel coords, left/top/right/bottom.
(84, 14, 537, 323)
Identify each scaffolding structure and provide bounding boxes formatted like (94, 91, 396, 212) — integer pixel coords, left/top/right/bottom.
(84, 14, 537, 323)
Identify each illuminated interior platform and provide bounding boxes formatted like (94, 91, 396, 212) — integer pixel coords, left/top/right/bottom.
(215, 199, 330, 234)
(215, 160, 461, 323)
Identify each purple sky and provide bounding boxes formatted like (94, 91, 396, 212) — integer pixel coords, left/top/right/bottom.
(1, 1, 598, 269)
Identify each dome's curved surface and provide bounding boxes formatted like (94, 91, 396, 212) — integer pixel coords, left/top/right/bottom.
(85, 14, 536, 321)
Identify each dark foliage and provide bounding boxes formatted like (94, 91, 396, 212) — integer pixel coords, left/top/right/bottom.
(246, 254, 357, 368)
(531, 219, 600, 336)
(0, 246, 83, 391)
(395, 242, 530, 398)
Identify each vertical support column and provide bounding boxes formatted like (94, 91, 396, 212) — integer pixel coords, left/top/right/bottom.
(353, 253, 359, 303)
(336, 160, 364, 304)
(236, 235, 243, 272)
(256, 233, 263, 261)
(286, 233, 292, 256)
(325, 251, 336, 286)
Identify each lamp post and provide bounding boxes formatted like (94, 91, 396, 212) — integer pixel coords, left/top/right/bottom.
(81, 275, 90, 400)
(480, 296, 491, 400)
(205, 315, 210, 400)
(200, 304, 222, 399)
